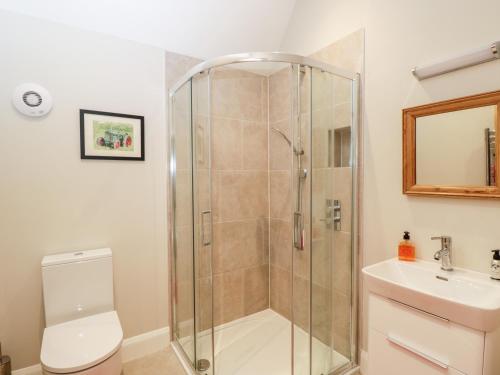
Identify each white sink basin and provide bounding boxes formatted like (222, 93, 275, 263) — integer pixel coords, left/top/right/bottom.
(362, 258, 500, 332)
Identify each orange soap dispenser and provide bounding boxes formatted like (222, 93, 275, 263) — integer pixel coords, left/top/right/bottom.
(399, 231, 416, 261)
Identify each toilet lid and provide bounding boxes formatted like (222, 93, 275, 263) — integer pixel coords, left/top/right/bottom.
(41, 311, 123, 373)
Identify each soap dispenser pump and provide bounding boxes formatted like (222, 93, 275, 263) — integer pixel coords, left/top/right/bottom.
(491, 250, 500, 280)
(398, 231, 416, 261)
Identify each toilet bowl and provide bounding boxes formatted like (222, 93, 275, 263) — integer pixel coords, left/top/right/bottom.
(40, 249, 123, 375)
(41, 311, 123, 374)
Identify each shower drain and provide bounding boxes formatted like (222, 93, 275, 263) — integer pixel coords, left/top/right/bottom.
(197, 359, 211, 372)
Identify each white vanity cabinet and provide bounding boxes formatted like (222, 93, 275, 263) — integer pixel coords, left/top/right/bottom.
(367, 293, 500, 375)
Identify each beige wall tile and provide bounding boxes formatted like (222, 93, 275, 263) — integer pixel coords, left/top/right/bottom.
(332, 167, 352, 233)
(212, 221, 245, 274)
(312, 126, 329, 169)
(270, 219, 292, 271)
(293, 241, 310, 280)
(311, 283, 332, 345)
(212, 117, 242, 170)
(196, 240, 212, 279)
(311, 168, 331, 217)
(293, 275, 310, 332)
(311, 73, 334, 112)
(208, 67, 270, 327)
(213, 270, 244, 326)
(270, 120, 293, 171)
(240, 219, 269, 268)
(261, 78, 269, 123)
(213, 171, 268, 222)
(212, 219, 268, 274)
(309, 29, 364, 74)
(243, 122, 268, 170)
(333, 102, 353, 129)
(311, 238, 332, 289)
(333, 230, 352, 296)
(269, 68, 291, 123)
(243, 265, 269, 315)
(196, 168, 211, 212)
(174, 225, 194, 280)
(332, 290, 351, 358)
(192, 74, 210, 118)
(173, 109, 192, 171)
(268, 66, 295, 326)
(174, 279, 194, 337)
(193, 115, 210, 170)
(212, 69, 267, 122)
(270, 171, 291, 220)
(197, 277, 213, 332)
(240, 171, 269, 218)
(270, 265, 292, 319)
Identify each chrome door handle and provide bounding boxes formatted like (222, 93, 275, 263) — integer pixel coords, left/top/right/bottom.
(386, 334, 449, 369)
(200, 210, 212, 246)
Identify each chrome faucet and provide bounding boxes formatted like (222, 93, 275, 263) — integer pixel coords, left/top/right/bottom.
(431, 236, 453, 271)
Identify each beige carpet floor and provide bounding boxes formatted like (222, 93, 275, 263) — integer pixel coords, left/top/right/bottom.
(122, 346, 186, 375)
(122, 346, 361, 375)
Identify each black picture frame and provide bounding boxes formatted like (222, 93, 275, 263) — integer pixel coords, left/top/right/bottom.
(80, 109, 145, 161)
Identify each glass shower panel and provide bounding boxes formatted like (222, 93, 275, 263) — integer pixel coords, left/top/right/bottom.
(170, 55, 358, 375)
(192, 72, 214, 375)
(292, 64, 312, 375)
(310, 69, 354, 375)
(172, 80, 196, 364)
(210, 63, 275, 375)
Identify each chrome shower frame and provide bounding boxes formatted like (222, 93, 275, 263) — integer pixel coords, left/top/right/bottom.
(167, 52, 361, 375)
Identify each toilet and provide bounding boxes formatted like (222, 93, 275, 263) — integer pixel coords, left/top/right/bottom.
(40, 248, 123, 375)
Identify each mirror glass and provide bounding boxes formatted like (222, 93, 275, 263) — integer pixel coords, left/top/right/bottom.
(416, 105, 497, 186)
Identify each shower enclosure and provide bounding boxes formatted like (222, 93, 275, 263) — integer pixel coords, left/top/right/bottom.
(169, 53, 359, 375)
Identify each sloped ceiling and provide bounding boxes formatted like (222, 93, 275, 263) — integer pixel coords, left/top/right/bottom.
(0, 0, 297, 59)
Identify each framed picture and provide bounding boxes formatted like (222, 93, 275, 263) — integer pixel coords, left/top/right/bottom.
(80, 109, 145, 160)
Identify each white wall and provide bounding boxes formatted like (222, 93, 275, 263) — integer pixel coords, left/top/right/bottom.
(283, 0, 500, 275)
(282, 0, 500, 356)
(0, 0, 297, 59)
(0, 10, 169, 369)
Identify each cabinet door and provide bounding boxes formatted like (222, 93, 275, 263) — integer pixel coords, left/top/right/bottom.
(368, 329, 466, 375)
(369, 294, 484, 375)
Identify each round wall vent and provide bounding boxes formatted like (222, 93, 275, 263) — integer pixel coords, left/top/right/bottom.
(13, 83, 53, 117)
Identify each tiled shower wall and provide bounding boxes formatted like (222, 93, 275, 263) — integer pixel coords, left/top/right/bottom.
(198, 68, 271, 329)
(269, 67, 294, 319)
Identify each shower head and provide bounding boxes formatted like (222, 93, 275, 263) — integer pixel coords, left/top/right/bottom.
(271, 127, 304, 155)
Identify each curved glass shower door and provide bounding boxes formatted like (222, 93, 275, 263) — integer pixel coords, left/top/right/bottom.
(170, 53, 359, 375)
(171, 74, 214, 375)
(291, 64, 357, 375)
(309, 68, 357, 375)
(171, 79, 196, 363)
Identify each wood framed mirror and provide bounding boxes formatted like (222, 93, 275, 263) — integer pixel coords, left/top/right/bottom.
(403, 90, 500, 199)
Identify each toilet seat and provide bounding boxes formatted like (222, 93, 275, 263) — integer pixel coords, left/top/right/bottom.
(41, 311, 123, 374)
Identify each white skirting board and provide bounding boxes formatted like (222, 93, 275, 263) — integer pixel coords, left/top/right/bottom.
(11, 326, 170, 375)
(11, 364, 42, 375)
(121, 327, 170, 362)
